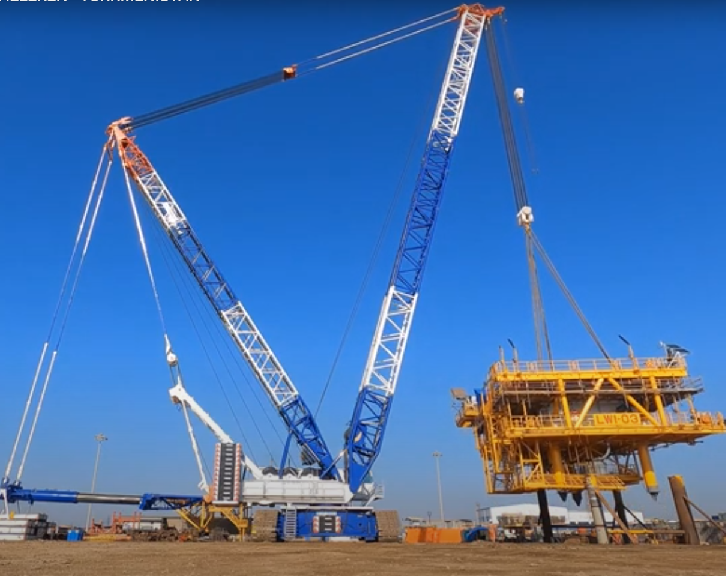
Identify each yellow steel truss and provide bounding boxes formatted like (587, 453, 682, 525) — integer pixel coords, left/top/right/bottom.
(453, 353, 724, 495)
(175, 502, 249, 537)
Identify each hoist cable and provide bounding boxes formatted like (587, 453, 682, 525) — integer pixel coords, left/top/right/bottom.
(484, 23, 528, 212)
(530, 231, 610, 360)
(500, 17, 539, 174)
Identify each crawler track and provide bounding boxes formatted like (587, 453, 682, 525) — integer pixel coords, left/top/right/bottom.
(375, 510, 401, 542)
(251, 509, 279, 542)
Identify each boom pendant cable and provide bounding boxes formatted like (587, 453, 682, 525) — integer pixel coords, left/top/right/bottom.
(146, 209, 276, 463)
(9, 142, 113, 484)
(121, 154, 226, 482)
(123, 9, 458, 131)
(121, 158, 169, 337)
(307, 17, 457, 74)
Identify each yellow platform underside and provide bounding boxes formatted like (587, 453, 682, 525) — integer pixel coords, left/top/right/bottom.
(486, 472, 642, 494)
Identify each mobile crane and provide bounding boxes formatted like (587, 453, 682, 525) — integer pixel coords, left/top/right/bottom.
(2, 5, 504, 541)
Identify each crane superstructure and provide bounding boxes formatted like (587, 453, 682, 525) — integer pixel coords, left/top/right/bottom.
(2, 4, 504, 541)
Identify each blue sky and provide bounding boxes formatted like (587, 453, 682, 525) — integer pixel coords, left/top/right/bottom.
(1, 1, 725, 526)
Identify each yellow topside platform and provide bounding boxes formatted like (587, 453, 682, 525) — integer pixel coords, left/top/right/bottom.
(454, 355, 725, 444)
(453, 354, 725, 494)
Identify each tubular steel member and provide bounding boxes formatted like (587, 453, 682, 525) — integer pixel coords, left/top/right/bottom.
(2, 487, 202, 509)
(586, 477, 608, 545)
(668, 475, 699, 545)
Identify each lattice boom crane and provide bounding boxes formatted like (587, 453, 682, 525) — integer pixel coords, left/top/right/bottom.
(104, 4, 502, 497)
(2, 4, 506, 542)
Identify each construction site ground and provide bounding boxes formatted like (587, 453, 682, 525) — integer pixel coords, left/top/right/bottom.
(1, 541, 725, 575)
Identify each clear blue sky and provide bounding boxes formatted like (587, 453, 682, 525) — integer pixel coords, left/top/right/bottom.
(1, 1, 725, 526)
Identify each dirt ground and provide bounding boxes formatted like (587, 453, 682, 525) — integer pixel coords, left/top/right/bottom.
(0, 541, 724, 576)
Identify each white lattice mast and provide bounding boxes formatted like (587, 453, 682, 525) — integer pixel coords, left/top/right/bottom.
(344, 5, 503, 493)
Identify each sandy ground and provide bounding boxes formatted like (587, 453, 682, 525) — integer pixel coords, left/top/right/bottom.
(0, 541, 724, 576)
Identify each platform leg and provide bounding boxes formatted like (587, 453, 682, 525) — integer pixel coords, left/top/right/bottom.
(613, 491, 630, 544)
(536, 489, 553, 543)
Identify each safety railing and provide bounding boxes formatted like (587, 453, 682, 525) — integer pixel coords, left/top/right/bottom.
(489, 356, 687, 377)
(500, 411, 725, 433)
(490, 379, 696, 394)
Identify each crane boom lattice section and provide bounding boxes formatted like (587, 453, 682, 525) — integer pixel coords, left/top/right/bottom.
(345, 5, 501, 493)
(109, 124, 338, 478)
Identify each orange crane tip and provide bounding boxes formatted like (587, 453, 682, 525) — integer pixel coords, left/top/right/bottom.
(106, 117, 132, 133)
(457, 4, 505, 19)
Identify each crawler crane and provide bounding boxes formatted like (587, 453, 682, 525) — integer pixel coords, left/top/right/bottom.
(2, 5, 504, 541)
(451, 14, 725, 543)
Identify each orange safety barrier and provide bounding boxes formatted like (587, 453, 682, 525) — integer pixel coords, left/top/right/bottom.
(435, 528, 464, 543)
(404, 527, 422, 543)
(404, 527, 463, 544)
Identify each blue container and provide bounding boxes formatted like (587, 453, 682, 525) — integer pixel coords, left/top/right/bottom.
(67, 529, 84, 542)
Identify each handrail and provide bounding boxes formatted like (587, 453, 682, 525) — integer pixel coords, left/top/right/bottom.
(502, 411, 725, 431)
(489, 356, 687, 375)
(454, 400, 725, 431)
